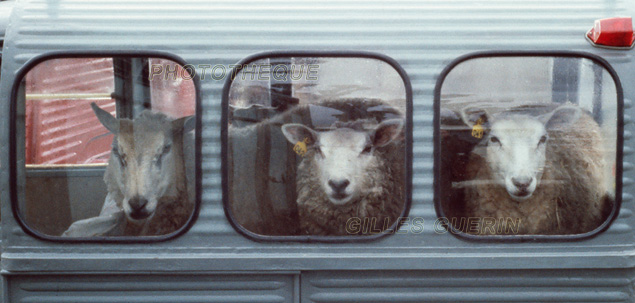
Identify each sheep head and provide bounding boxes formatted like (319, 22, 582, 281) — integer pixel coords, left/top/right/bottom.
(91, 103, 195, 222)
(462, 104, 582, 201)
(282, 119, 403, 206)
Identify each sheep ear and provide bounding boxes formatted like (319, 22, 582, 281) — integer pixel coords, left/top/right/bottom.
(542, 104, 582, 129)
(281, 124, 318, 146)
(460, 106, 491, 128)
(373, 119, 404, 147)
(173, 115, 196, 133)
(91, 102, 119, 135)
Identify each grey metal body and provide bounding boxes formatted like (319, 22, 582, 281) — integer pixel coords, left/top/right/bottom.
(1, 1, 635, 302)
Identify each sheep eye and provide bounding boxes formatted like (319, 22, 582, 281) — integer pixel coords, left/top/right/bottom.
(117, 153, 127, 167)
(489, 136, 500, 144)
(361, 145, 372, 155)
(538, 135, 547, 145)
(111, 147, 127, 166)
(162, 144, 172, 154)
(155, 144, 172, 165)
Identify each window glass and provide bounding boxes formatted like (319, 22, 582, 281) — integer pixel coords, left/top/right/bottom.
(24, 58, 116, 165)
(437, 55, 620, 236)
(16, 56, 197, 238)
(226, 56, 410, 238)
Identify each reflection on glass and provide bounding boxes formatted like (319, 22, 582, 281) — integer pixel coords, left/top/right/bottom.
(438, 56, 618, 236)
(227, 57, 408, 236)
(19, 57, 196, 237)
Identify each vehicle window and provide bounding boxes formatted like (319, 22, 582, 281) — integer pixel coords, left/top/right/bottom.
(225, 55, 411, 239)
(436, 54, 621, 238)
(15, 56, 197, 239)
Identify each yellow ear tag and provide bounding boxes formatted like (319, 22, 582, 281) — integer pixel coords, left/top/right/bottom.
(472, 118, 484, 139)
(293, 137, 310, 157)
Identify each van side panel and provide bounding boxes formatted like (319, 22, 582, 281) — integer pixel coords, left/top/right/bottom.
(1, 0, 634, 302)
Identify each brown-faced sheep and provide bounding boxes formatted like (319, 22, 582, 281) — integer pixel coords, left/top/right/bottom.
(458, 103, 612, 235)
(63, 103, 195, 236)
(228, 98, 406, 236)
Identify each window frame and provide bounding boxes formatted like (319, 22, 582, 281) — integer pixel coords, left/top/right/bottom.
(432, 50, 624, 242)
(221, 51, 414, 242)
(10, 51, 202, 243)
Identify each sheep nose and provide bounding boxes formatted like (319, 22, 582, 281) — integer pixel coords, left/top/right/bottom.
(512, 177, 532, 189)
(328, 179, 350, 193)
(129, 196, 148, 212)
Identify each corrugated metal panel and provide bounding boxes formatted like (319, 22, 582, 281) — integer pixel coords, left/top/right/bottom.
(303, 270, 634, 302)
(8, 274, 297, 303)
(0, 0, 633, 274)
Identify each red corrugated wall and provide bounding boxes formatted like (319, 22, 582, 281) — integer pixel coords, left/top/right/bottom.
(25, 58, 116, 165)
(24, 58, 195, 165)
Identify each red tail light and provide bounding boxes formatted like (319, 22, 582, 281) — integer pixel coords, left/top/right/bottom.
(586, 17, 634, 49)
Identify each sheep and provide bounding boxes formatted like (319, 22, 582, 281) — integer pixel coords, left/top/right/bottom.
(457, 103, 612, 235)
(228, 98, 405, 236)
(438, 107, 483, 222)
(281, 117, 405, 236)
(63, 103, 195, 236)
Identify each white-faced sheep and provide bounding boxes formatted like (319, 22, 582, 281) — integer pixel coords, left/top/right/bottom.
(458, 103, 612, 235)
(63, 103, 195, 236)
(281, 118, 405, 236)
(228, 98, 406, 236)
